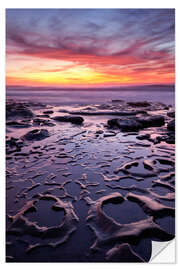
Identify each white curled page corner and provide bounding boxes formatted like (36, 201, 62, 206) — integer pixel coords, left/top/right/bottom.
(150, 239, 175, 263)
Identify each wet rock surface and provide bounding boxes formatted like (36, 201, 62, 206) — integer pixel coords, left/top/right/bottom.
(137, 115, 165, 128)
(6, 101, 34, 119)
(33, 118, 55, 127)
(127, 101, 151, 107)
(6, 99, 175, 262)
(105, 243, 145, 262)
(22, 129, 50, 141)
(8, 194, 79, 243)
(167, 111, 175, 118)
(108, 118, 143, 131)
(167, 119, 175, 131)
(53, 115, 84, 124)
(136, 134, 150, 140)
(7, 121, 31, 128)
(107, 115, 165, 131)
(43, 110, 54, 114)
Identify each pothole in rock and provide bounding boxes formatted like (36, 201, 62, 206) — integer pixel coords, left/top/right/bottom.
(128, 162, 151, 175)
(154, 216, 175, 235)
(152, 185, 172, 196)
(118, 178, 139, 186)
(66, 181, 81, 197)
(48, 188, 65, 197)
(103, 200, 147, 224)
(24, 199, 64, 227)
(129, 148, 152, 159)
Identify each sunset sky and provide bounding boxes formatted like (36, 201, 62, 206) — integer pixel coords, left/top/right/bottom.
(6, 9, 175, 88)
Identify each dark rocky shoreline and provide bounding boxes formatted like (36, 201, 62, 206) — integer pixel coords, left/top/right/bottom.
(6, 99, 175, 262)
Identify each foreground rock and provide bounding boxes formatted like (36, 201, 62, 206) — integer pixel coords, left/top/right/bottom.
(43, 110, 54, 114)
(108, 115, 165, 131)
(126, 193, 175, 218)
(22, 129, 50, 141)
(106, 243, 145, 262)
(151, 133, 175, 144)
(6, 102, 34, 119)
(6, 121, 31, 128)
(69, 110, 146, 116)
(167, 119, 175, 131)
(8, 194, 79, 246)
(127, 101, 151, 107)
(53, 115, 84, 124)
(85, 193, 174, 251)
(6, 137, 24, 154)
(136, 134, 150, 140)
(167, 111, 175, 118)
(6, 98, 175, 262)
(137, 115, 165, 128)
(108, 118, 142, 131)
(33, 118, 55, 127)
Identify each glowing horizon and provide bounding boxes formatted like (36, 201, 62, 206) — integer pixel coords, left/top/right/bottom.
(6, 9, 175, 88)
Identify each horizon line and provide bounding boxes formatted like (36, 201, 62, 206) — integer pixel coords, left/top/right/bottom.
(6, 83, 175, 91)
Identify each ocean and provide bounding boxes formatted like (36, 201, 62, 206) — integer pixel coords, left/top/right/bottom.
(6, 85, 175, 106)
